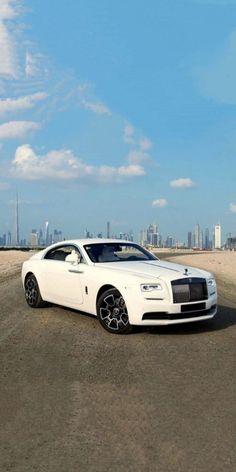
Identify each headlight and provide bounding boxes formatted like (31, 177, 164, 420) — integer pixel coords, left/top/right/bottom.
(208, 278, 216, 288)
(141, 283, 163, 292)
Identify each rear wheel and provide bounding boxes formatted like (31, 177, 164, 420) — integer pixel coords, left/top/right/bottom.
(25, 274, 45, 308)
(97, 288, 132, 334)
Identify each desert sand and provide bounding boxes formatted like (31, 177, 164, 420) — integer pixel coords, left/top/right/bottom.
(0, 249, 235, 284)
(0, 249, 235, 471)
(0, 250, 34, 283)
(167, 251, 236, 284)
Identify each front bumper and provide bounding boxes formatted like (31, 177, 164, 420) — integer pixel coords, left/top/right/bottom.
(127, 291, 217, 326)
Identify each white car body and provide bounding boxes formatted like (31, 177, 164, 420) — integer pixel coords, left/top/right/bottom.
(21, 239, 217, 333)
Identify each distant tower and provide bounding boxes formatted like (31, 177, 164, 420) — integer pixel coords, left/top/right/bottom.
(214, 224, 221, 249)
(107, 221, 110, 238)
(45, 221, 49, 245)
(13, 194, 20, 246)
(194, 223, 201, 248)
(205, 228, 210, 249)
(140, 229, 147, 245)
(30, 229, 38, 247)
(38, 229, 43, 246)
(147, 224, 158, 245)
(7, 231, 12, 246)
(187, 231, 192, 249)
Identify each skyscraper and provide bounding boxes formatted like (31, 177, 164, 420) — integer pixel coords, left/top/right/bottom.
(205, 228, 210, 249)
(146, 224, 158, 245)
(187, 231, 192, 249)
(45, 221, 49, 245)
(30, 229, 38, 247)
(107, 221, 110, 238)
(194, 224, 201, 249)
(7, 231, 11, 246)
(13, 194, 20, 246)
(166, 235, 174, 248)
(140, 229, 147, 245)
(214, 224, 221, 249)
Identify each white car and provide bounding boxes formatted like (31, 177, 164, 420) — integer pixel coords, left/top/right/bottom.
(22, 239, 217, 334)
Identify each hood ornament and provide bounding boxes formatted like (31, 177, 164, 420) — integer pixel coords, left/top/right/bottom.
(184, 268, 188, 276)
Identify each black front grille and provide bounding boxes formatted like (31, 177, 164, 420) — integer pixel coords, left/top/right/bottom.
(181, 302, 206, 312)
(171, 278, 208, 304)
(142, 305, 216, 321)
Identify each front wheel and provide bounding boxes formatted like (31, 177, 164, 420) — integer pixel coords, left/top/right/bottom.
(25, 274, 45, 308)
(97, 288, 132, 334)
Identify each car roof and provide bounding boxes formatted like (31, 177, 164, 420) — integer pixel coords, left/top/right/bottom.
(43, 239, 136, 252)
(51, 239, 134, 246)
(33, 239, 138, 261)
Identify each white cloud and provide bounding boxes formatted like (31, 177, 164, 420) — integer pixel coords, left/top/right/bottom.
(81, 99, 111, 116)
(0, 4, 150, 187)
(0, 92, 48, 116)
(0, 3, 48, 82)
(123, 123, 153, 152)
(0, 121, 41, 139)
(25, 52, 39, 78)
(0, 20, 18, 79)
(11, 144, 145, 182)
(152, 199, 168, 208)
(95, 164, 145, 182)
(123, 121, 153, 165)
(25, 52, 49, 79)
(0, 1, 21, 79)
(0, 1, 20, 21)
(229, 203, 236, 213)
(117, 165, 145, 177)
(170, 178, 194, 188)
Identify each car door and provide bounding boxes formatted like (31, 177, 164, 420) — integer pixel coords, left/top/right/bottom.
(42, 245, 84, 307)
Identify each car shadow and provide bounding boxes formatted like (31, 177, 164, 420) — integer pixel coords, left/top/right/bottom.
(56, 303, 236, 336)
(142, 304, 236, 336)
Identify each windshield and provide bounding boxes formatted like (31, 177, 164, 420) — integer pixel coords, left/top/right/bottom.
(84, 242, 158, 263)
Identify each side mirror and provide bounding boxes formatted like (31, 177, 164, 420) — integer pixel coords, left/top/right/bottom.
(65, 252, 80, 264)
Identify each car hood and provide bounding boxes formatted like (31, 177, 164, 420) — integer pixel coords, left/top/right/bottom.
(95, 260, 212, 282)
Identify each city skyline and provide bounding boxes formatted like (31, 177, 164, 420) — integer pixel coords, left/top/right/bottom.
(1, 191, 233, 242)
(0, 196, 228, 248)
(1, 1, 236, 238)
(0, 218, 226, 249)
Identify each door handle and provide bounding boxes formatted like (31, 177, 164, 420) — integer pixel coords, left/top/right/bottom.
(68, 269, 84, 274)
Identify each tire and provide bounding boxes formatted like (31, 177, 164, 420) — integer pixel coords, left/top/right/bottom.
(24, 274, 45, 308)
(97, 288, 132, 334)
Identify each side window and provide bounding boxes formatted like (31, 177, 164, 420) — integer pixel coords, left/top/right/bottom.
(45, 245, 84, 263)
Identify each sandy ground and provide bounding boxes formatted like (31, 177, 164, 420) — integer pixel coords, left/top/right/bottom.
(0, 250, 34, 284)
(0, 249, 235, 284)
(0, 249, 235, 471)
(167, 251, 236, 282)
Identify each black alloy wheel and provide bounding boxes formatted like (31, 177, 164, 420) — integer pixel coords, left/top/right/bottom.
(97, 288, 132, 334)
(25, 274, 45, 308)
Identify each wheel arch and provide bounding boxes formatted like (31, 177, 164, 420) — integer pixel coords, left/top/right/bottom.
(96, 284, 117, 307)
(24, 271, 35, 286)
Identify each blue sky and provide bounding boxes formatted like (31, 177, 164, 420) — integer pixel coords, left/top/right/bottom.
(0, 0, 236, 243)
